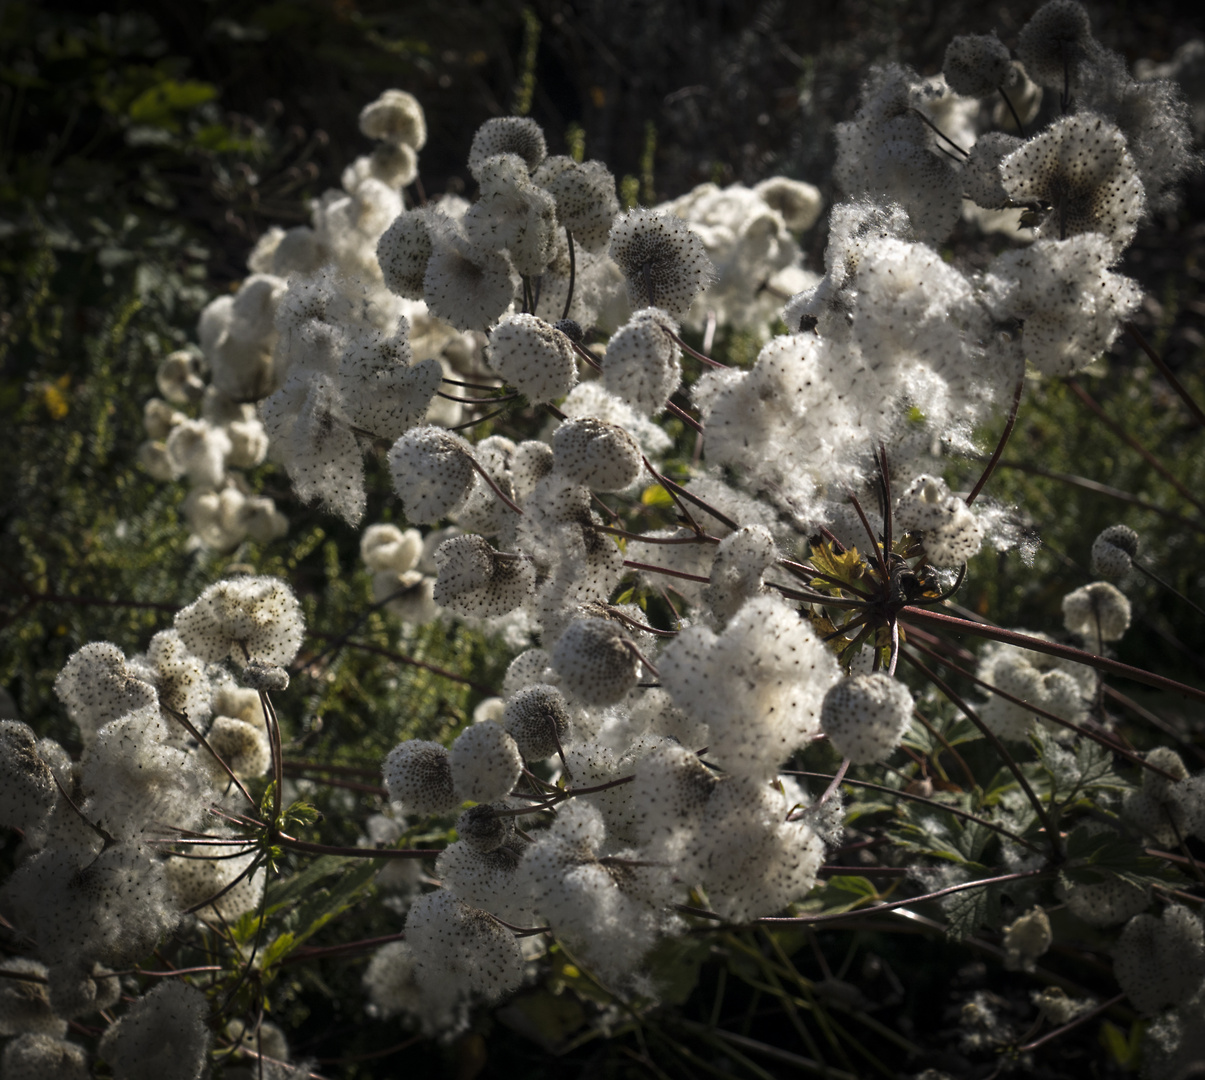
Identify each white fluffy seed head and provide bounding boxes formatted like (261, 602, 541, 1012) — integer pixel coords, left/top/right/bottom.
(943, 33, 1014, 98)
(532, 156, 620, 250)
(449, 721, 523, 803)
(0, 958, 63, 1037)
(984, 234, 1142, 376)
(205, 716, 271, 779)
(1059, 872, 1149, 927)
(895, 475, 983, 567)
(706, 524, 778, 625)
(468, 117, 548, 179)
(502, 684, 573, 760)
(962, 132, 1025, 209)
(1113, 904, 1205, 1015)
(383, 739, 459, 815)
(753, 177, 824, 232)
(1000, 114, 1145, 251)
(608, 208, 717, 318)
(486, 313, 578, 403)
(432, 535, 536, 618)
(174, 576, 304, 667)
(1, 1034, 89, 1080)
(388, 426, 478, 524)
(98, 982, 210, 1080)
(359, 89, 427, 149)
(456, 803, 515, 853)
(54, 643, 159, 749)
(405, 889, 524, 1030)
(1091, 524, 1139, 578)
(1062, 581, 1131, 641)
(464, 154, 559, 276)
(423, 230, 517, 332)
(1016, 0, 1097, 90)
(1003, 907, 1053, 972)
(601, 308, 682, 415)
(377, 209, 436, 299)
(552, 617, 641, 705)
(552, 417, 642, 491)
(361, 522, 423, 574)
(0, 721, 57, 833)
(821, 673, 914, 763)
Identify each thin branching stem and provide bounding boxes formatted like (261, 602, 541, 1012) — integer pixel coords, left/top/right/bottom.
(1125, 321, 1205, 427)
(904, 605, 1205, 705)
(783, 771, 1043, 853)
(901, 650, 1061, 858)
(966, 375, 1024, 506)
(1065, 378, 1205, 515)
(562, 227, 576, 320)
(905, 634, 1184, 781)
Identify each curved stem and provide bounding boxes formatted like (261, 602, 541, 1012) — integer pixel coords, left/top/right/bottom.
(468, 456, 524, 515)
(757, 869, 1046, 926)
(998, 86, 1026, 137)
(562, 227, 576, 321)
(901, 606, 1205, 706)
(901, 650, 1061, 858)
(1126, 322, 1205, 427)
(1065, 378, 1205, 516)
(966, 375, 1023, 506)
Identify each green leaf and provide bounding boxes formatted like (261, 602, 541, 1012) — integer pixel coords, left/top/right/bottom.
(641, 484, 674, 508)
(795, 875, 879, 915)
(127, 79, 218, 131)
(259, 931, 296, 971)
(287, 857, 380, 948)
(944, 880, 1003, 941)
(263, 854, 354, 914)
(1033, 725, 1080, 797)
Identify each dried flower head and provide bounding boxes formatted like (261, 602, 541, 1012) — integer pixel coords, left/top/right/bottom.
(608, 208, 716, 318)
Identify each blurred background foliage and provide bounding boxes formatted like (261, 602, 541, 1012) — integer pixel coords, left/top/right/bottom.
(2, 1, 1205, 1077)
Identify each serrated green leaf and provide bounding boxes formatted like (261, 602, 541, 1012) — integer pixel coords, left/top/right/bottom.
(943, 880, 1002, 941)
(263, 854, 354, 913)
(288, 857, 379, 948)
(260, 931, 296, 970)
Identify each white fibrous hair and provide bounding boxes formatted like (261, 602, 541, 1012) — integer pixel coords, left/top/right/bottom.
(433, 535, 535, 618)
(403, 889, 525, 1035)
(821, 674, 915, 763)
(486, 313, 578, 404)
(464, 154, 558, 277)
(532, 156, 620, 250)
(552, 617, 642, 705)
(895, 475, 984, 568)
(1062, 581, 1132, 642)
(999, 114, 1146, 251)
(1091, 524, 1139, 578)
(552, 417, 643, 492)
(384, 740, 459, 815)
(448, 721, 523, 803)
(468, 117, 548, 179)
(359, 89, 427, 149)
(975, 636, 1095, 741)
(174, 576, 304, 667)
(388, 426, 479, 523)
(660, 595, 840, 780)
(833, 65, 964, 241)
(98, 982, 211, 1080)
(943, 33, 1014, 98)
(600, 308, 682, 415)
(985, 235, 1142, 376)
(608, 208, 717, 318)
